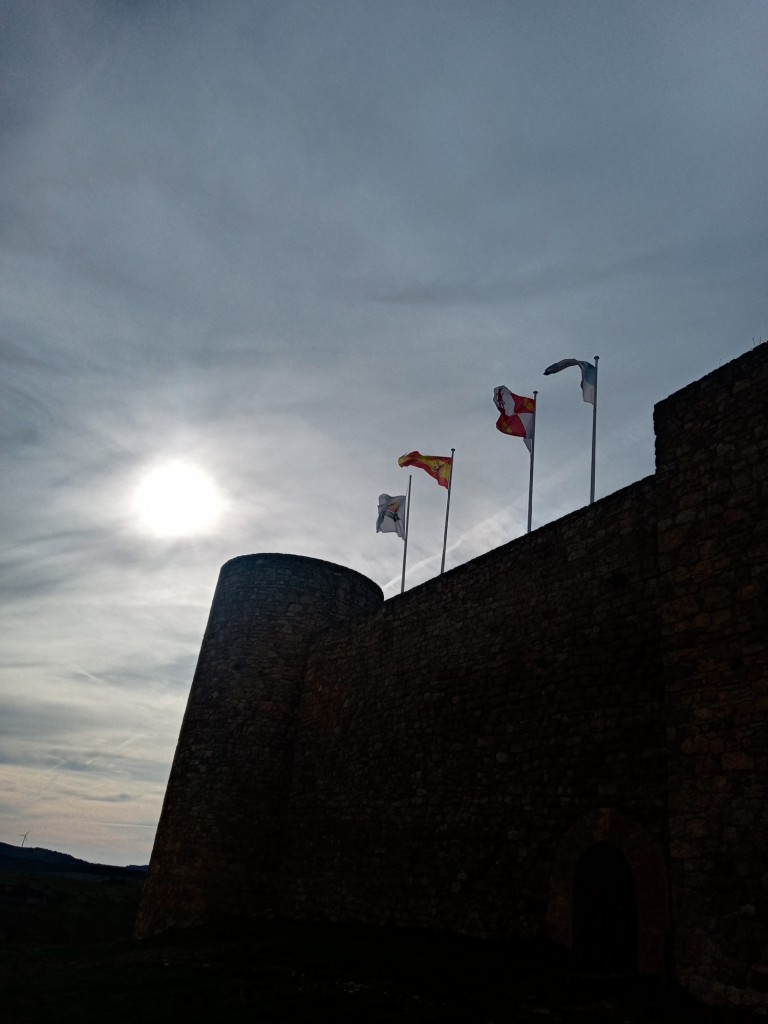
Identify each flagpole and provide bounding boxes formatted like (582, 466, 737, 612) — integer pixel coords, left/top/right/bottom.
(400, 475, 412, 595)
(590, 355, 599, 504)
(527, 390, 537, 533)
(440, 448, 455, 575)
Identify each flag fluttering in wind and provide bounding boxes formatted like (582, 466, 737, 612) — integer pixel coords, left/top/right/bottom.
(398, 448, 456, 575)
(543, 359, 596, 405)
(544, 355, 600, 504)
(398, 451, 452, 489)
(493, 387, 535, 453)
(376, 494, 407, 540)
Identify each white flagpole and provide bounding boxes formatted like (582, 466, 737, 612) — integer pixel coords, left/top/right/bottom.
(400, 475, 412, 595)
(590, 356, 599, 504)
(527, 390, 537, 533)
(440, 448, 455, 575)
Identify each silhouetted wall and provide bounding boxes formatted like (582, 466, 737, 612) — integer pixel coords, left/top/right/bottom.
(136, 554, 382, 932)
(656, 348, 768, 1008)
(137, 343, 768, 1014)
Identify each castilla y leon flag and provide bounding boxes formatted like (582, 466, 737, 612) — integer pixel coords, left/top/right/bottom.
(376, 494, 407, 540)
(493, 387, 535, 453)
(398, 451, 452, 488)
(543, 358, 596, 405)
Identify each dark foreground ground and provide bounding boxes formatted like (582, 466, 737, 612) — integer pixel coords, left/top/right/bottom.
(0, 873, 759, 1023)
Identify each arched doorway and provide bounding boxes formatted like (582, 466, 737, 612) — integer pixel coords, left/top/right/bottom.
(547, 809, 669, 976)
(572, 841, 637, 975)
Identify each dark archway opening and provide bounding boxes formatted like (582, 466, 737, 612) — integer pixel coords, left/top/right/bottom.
(572, 841, 637, 975)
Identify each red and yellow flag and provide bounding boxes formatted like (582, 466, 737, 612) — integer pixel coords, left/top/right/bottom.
(398, 451, 452, 489)
(493, 386, 535, 453)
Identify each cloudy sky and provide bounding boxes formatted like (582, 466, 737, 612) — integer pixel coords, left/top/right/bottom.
(1, 0, 766, 866)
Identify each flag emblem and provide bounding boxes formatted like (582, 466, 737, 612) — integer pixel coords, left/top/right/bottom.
(398, 451, 452, 488)
(376, 494, 407, 540)
(493, 387, 535, 452)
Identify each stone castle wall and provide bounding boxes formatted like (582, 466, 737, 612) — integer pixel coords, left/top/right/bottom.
(136, 343, 768, 1014)
(281, 478, 666, 953)
(135, 554, 382, 934)
(656, 346, 768, 1009)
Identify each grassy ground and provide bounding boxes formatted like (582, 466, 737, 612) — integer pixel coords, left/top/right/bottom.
(0, 874, 758, 1023)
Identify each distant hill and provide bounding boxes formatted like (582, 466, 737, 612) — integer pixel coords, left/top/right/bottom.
(0, 841, 147, 882)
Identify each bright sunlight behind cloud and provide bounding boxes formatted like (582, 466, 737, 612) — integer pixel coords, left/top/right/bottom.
(133, 461, 225, 538)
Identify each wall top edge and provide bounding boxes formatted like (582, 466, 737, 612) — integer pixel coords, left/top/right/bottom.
(385, 474, 657, 605)
(654, 340, 768, 415)
(219, 552, 383, 598)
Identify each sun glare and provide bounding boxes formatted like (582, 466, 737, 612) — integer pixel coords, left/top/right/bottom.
(134, 460, 225, 537)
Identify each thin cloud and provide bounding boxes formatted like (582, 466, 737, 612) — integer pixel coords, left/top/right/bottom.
(1, 0, 766, 863)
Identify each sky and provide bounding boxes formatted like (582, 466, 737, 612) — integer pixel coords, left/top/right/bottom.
(1, 0, 766, 867)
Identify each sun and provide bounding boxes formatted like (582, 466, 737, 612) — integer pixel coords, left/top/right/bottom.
(134, 460, 225, 538)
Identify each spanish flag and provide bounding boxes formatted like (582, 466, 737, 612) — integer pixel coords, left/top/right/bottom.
(398, 451, 452, 489)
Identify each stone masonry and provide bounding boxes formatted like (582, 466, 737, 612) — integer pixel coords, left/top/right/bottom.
(136, 342, 768, 1014)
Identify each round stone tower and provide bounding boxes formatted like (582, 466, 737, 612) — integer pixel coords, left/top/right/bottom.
(135, 553, 383, 937)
